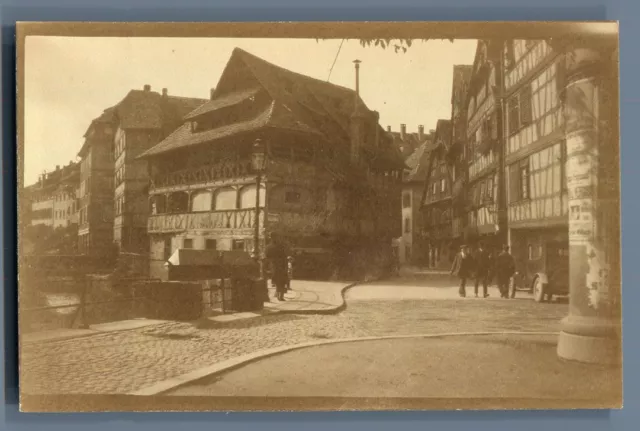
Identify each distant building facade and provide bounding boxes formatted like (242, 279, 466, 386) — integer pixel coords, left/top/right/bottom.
(77, 86, 207, 256)
(29, 162, 80, 228)
(421, 119, 454, 269)
(111, 85, 207, 253)
(77, 109, 117, 256)
(463, 41, 505, 251)
(398, 127, 435, 265)
(388, 123, 424, 160)
(139, 48, 404, 280)
(449, 65, 473, 244)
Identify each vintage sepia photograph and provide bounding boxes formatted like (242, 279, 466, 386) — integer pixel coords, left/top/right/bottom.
(16, 22, 622, 412)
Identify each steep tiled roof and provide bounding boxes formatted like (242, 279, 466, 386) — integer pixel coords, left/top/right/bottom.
(140, 101, 322, 158)
(140, 48, 404, 170)
(404, 140, 438, 183)
(79, 91, 207, 158)
(434, 119, 453, 149)
(185, 87, 262, 120)
(114, 90, 207, 130)
(388, 131, 423, 160)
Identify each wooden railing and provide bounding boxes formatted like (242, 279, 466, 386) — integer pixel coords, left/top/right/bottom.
(147, 208, 262, 234)
(150, 160, 255, 190)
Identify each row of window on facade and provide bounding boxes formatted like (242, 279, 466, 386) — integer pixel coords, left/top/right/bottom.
(149, 185, 272, 215)
(466, 53, 564, 164)
(468, 140, 565, 209)
(509, 141, 566, 204)
(162, 237, 251, 260)
(54, 204, 76, 220)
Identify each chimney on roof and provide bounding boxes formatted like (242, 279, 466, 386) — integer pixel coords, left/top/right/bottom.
(162, 88, 168, 97)
(210, 88, 215, 100)
(350, 60, 366, 164)
(400, 124, 406, 140)
(387, 125, 391, 133)
(353, 60, 362, 114)
(56, 165, 60, 171)
(143, 84, 151, 92)
(418, 125, 425, 141)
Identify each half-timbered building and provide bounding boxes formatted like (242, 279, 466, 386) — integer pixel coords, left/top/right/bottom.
(111, 86, 207, 254)
(138, 48, 404, 280)
(420, 119, 454, 269)
(449, 64, 473, 245)
(463, 40, 506, 251)
(502, 39, 570, 298)
(399, 128, 435, 265)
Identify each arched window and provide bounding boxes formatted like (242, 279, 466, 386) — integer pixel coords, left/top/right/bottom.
(213, 187, 236, 210)
(191, 190, 212, 212)
(238, 184, 266, 209)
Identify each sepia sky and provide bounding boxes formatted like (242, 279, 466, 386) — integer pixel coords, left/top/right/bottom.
(24, 37, 477, 185)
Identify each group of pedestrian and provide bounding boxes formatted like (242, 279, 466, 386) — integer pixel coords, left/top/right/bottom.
(450, 242, 516, 299)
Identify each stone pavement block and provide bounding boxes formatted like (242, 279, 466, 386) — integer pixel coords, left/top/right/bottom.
(20, 278, 565, 397)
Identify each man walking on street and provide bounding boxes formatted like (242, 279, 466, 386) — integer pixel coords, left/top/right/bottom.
(265, 233, 289, 301)
(451, 245, 474, 298)
(473, 242, 491, 298)
(495, 245, 516, 299)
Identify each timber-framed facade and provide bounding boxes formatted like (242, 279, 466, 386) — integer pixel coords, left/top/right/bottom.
(139, 48, 404, 280)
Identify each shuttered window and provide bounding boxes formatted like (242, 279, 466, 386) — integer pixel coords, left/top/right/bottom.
(509, 162, 520, 203)
(520, 85, 533, 126)
(507, 96, 520, 135)
(520, 162, 530, 200)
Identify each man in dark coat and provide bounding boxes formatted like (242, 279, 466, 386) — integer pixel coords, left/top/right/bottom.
(473, 242, 492, 298)
(450, 245, 475, 298)
(495, 245, 516, 299)
(265, 233, 289, 301)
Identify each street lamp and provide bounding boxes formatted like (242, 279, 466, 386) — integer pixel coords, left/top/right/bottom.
(251, 138, 267, 279)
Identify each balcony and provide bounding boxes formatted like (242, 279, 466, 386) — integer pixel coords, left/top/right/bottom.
(150, 160, 255, 191)
(148, 208, 262, 234)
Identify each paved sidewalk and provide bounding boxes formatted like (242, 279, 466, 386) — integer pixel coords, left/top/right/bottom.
(22, 280, 353, 345)
(20, 278, 565, 396)
(21, 319, 169, 345)
(166, 333, 622, 408)
(264, 280, 351, 314)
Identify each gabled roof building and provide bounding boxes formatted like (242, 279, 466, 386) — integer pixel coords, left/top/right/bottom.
(77, 85, 207, 256)
(139, 48, 405, 280)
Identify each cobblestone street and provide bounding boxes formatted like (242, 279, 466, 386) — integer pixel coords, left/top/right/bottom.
(20, 275, 567, 395)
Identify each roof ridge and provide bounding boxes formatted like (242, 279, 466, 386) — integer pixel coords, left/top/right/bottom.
(167, 95, 209, 102)
(233, 47, 356, 95)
